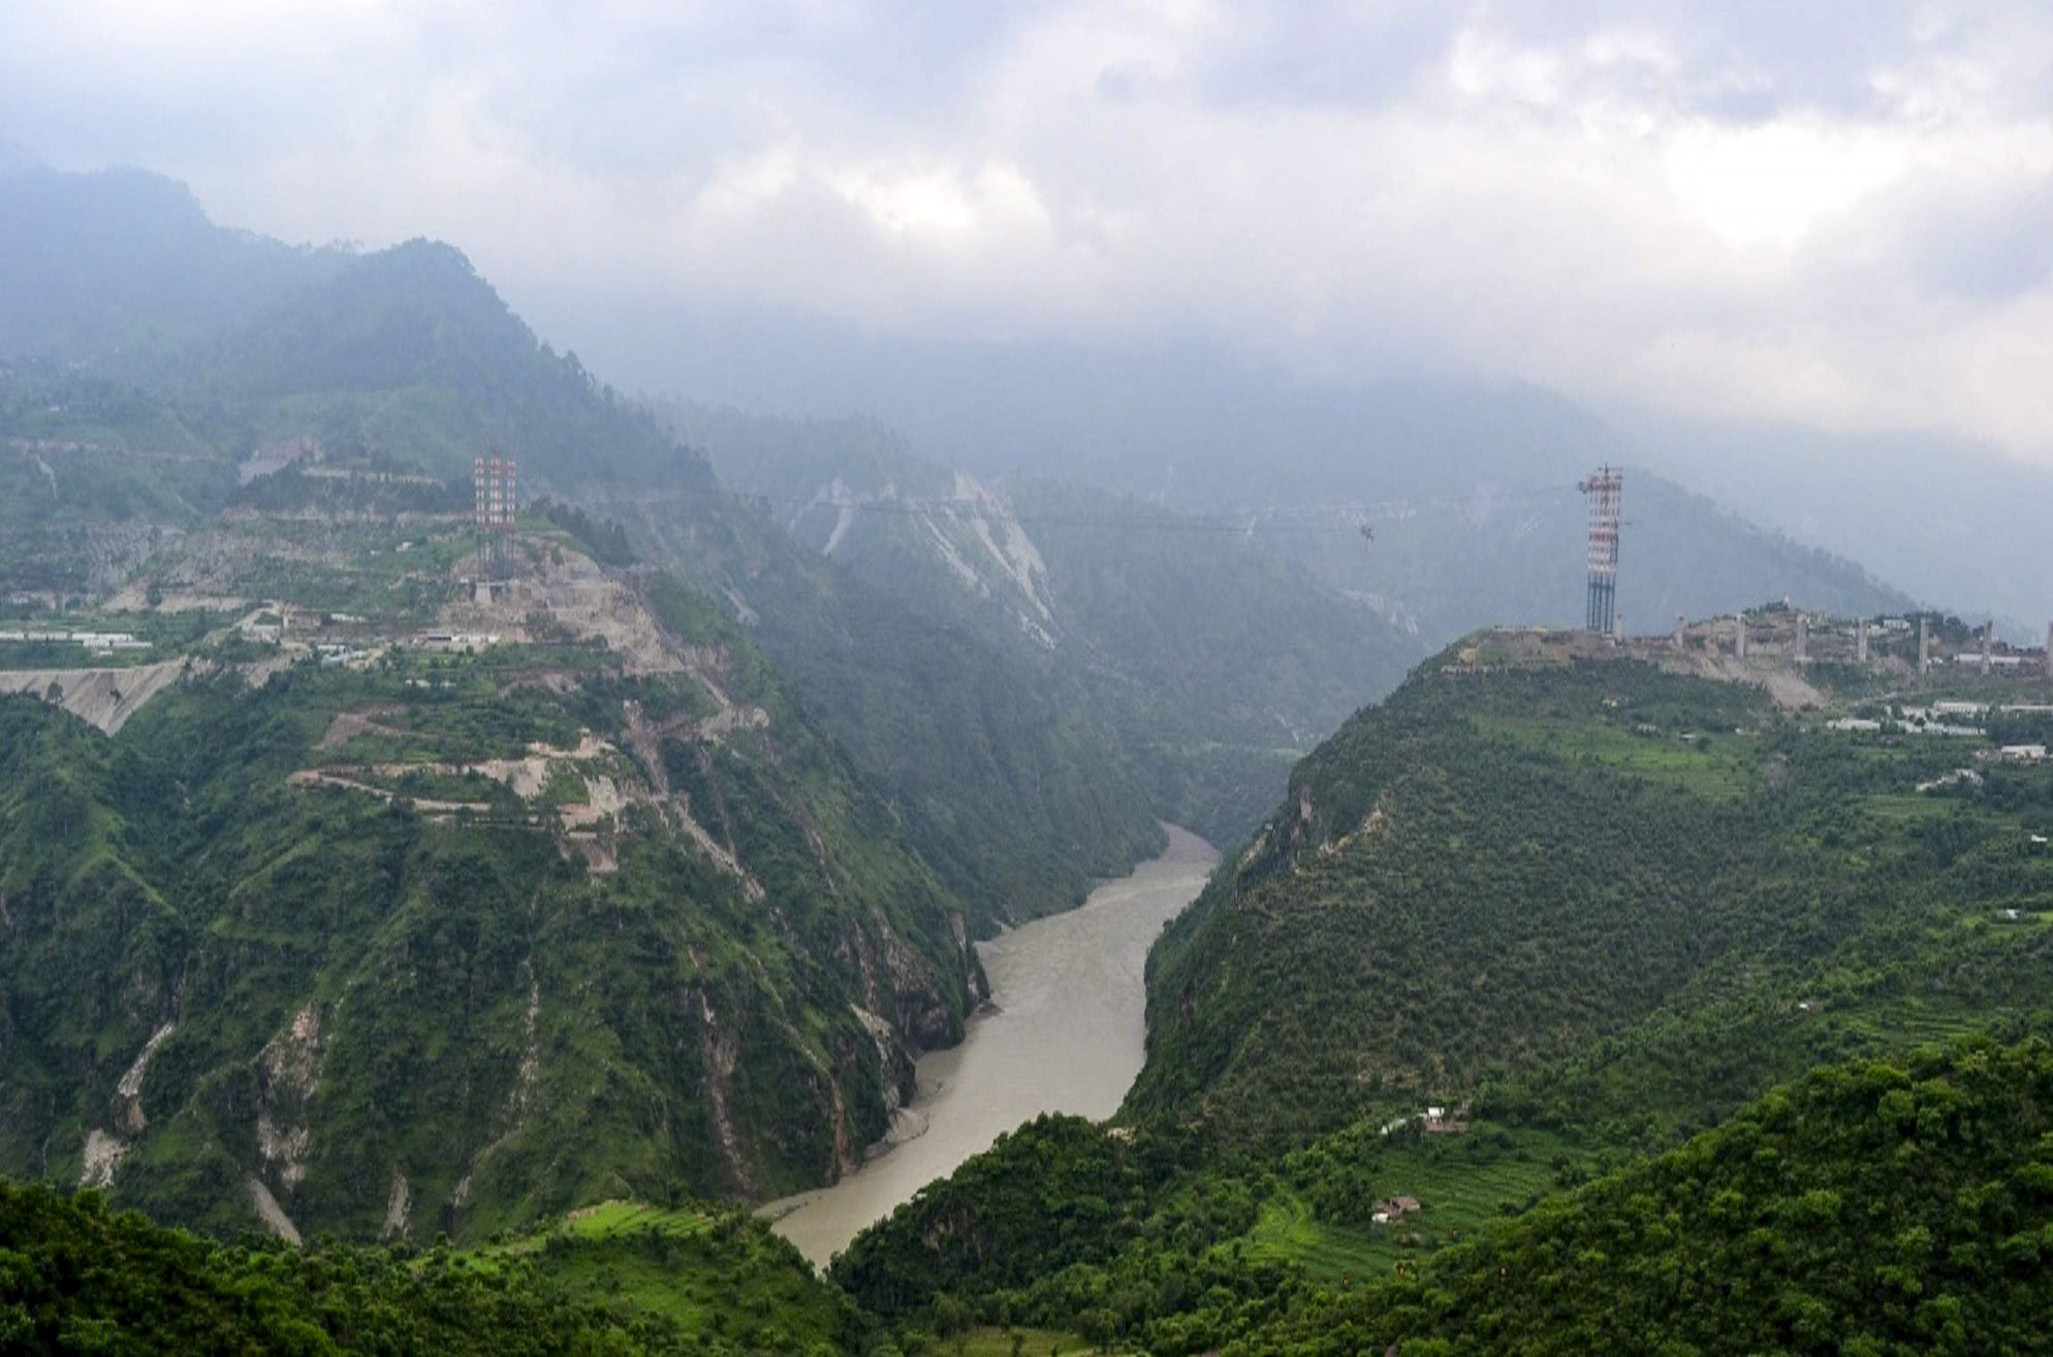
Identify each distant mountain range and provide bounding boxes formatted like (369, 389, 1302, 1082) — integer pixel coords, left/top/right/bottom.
(541, 297, 2025, 637)
(1628, 414, 2053, 639)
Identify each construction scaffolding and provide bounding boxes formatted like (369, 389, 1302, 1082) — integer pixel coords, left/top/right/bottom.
(474, 455, 518, 581)
(1578, 465, 1623, 637)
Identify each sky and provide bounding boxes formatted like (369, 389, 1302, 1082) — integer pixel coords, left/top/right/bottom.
(5, 0, 2053, 464)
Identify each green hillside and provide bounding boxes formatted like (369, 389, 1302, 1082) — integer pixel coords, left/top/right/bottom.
(1130, 637, 2053, 1152)
(838, 1041, 2053, 1356)
(194, 241, 710, 492)
(1237, 1039, 2053, 1355)
(831, 640, 2053, 1352)
(0, 533, 988, 1242)
(0, 1178, 850, 1354)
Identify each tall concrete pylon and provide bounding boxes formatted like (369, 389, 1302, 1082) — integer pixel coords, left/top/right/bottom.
(1856, 618, 1869, 663)
(1919, 616, 1930, 675)
(1580, 467, 1623, 636)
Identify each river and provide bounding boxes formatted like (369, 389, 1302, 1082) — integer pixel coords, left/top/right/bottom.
(763, 824, 1219, 1266)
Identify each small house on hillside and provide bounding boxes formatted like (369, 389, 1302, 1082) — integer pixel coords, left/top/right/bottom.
(1371, 1195, 1424, 1226)
(1423, 1103, 1472, 1134)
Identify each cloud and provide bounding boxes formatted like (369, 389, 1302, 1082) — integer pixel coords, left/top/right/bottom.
(5, 0, 2053, 461)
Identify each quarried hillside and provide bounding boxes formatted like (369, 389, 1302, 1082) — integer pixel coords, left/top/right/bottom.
(0, 535, 983, 1244)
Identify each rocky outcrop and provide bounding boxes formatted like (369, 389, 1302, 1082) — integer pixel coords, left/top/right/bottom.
(255, 1000, 323, 1191)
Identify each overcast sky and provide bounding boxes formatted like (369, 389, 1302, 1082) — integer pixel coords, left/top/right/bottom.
(5, 1, 2052, 463)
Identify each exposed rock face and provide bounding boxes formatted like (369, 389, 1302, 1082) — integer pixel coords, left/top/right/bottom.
(851, 1004, 917, 1117)
(79, 1130, 125, 1189)
(381, 1172, 411, 1241)
(884, 931, 960, 1052)
(246, 1176, 303, 1245)
(0, 661, 187, 733)
(698, 991, 751, 1197)
(256, 1000, 323, 1190)
(114, 1022, 175, 1136)
(77, 1022, 177, 1189)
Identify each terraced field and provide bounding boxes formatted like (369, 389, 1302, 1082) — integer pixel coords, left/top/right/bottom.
(1253, 1124, 1593, 1282)
(1244, 1195, 1384, 1281)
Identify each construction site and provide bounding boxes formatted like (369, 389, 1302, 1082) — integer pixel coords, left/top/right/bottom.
(4, 456, 2048, 749)
(1565, 465, 2051, 691)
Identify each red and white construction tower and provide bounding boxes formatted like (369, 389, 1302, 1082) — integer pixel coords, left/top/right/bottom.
(474, 454, 518, 579)
(1579, 465, 1623, 637)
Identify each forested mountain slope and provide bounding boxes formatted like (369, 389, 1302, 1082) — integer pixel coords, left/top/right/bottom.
(838, 1041, 2053, 1356)
(0, 1180, 853, 1354)
(0, 525, 989, 1242)
(1247, 1039, 2053, 1356)
(662, 402, 1428, 844)
(0, 163, 344, 367)
(0, 235, 705, 601)
(1130, 636, 2053, 1152)
(2, 167, 1165, 927)
(193, 240, 711, 493)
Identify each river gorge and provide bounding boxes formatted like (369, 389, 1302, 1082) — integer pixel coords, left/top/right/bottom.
(764, 825, 1219, 1265)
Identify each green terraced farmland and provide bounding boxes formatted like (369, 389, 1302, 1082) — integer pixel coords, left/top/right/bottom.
(1245, 1193, 1385, 1281)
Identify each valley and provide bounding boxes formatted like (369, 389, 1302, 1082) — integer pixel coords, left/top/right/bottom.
(0, 483, 996, 1241)
(766, 826, 1217, 1266)
(834, 636, 2053, 1353)
(4, 159, 2053, 1354)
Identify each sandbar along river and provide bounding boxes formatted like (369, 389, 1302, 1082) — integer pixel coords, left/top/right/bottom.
(763, 824, 1219, 1266)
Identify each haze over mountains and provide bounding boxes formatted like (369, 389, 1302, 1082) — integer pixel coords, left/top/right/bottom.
(3, 161, 1954, 840)
(1, 103, 2052, 1357)
(565, 299, 2046, 642)
(9, 150, 2040, 642)
(8, 4, 2053, 1348)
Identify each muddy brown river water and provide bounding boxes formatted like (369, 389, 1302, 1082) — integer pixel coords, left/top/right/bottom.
(762, 825, 1218, 1266)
